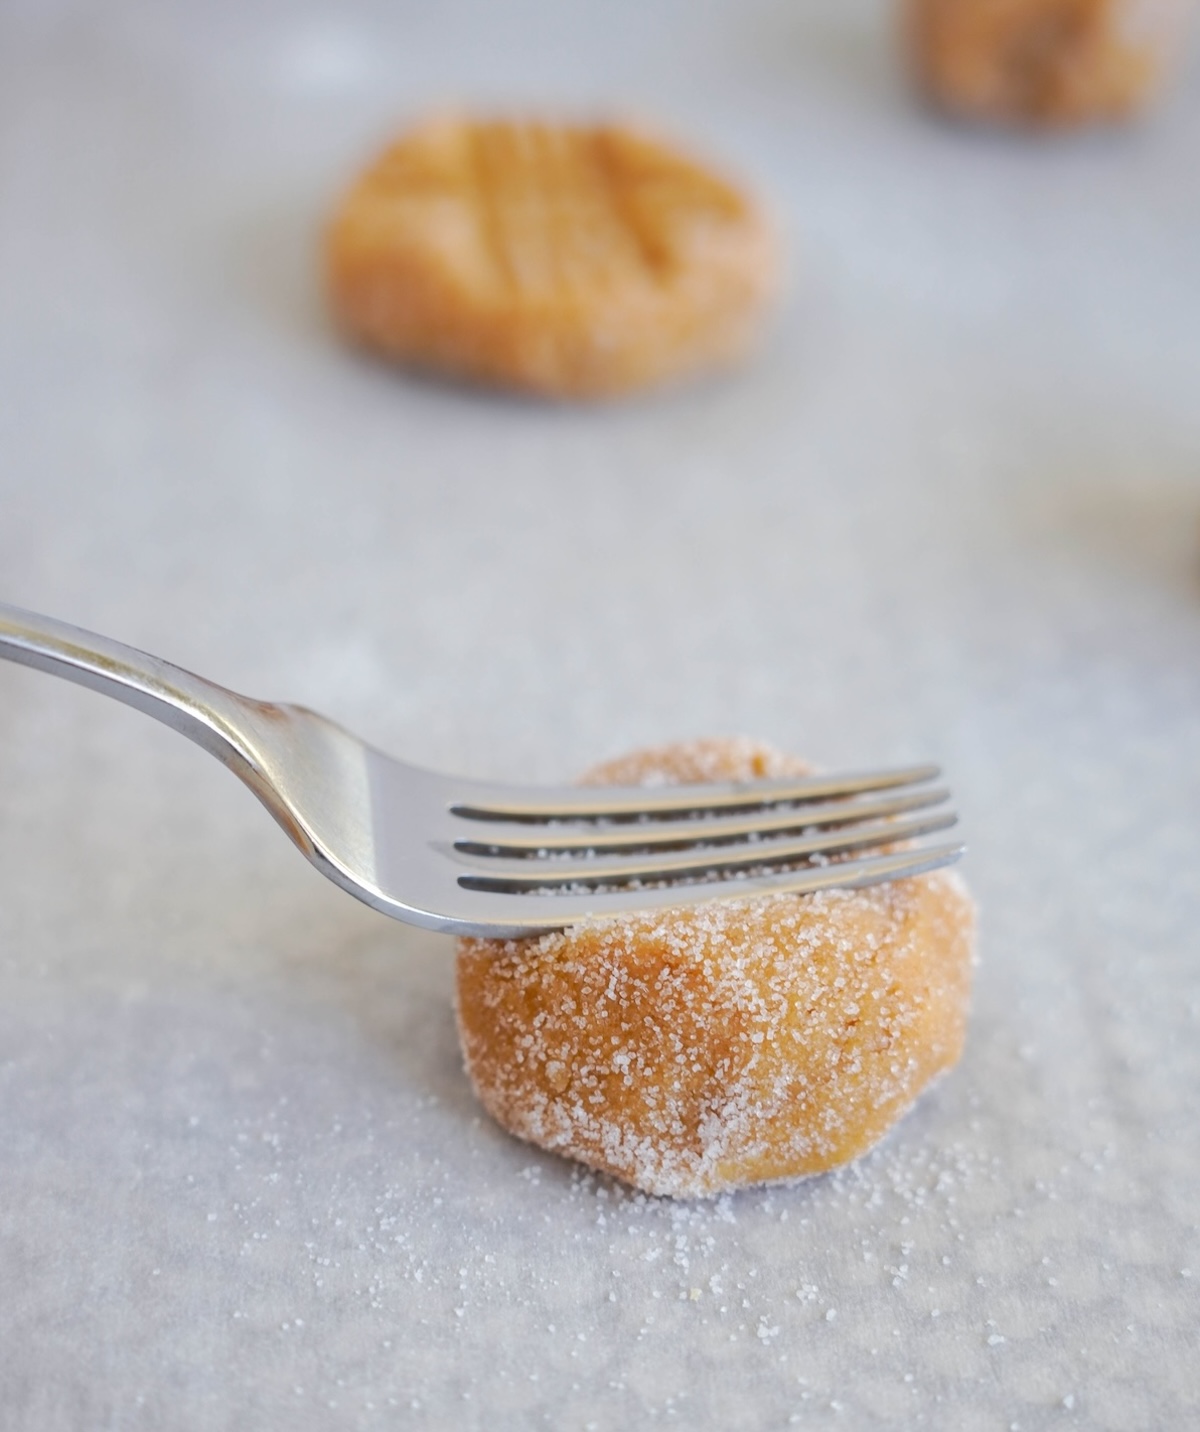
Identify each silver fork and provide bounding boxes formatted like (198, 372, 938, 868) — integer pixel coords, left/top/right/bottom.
(0, 602, 964, 937)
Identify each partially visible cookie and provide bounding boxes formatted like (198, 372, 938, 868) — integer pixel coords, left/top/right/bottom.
(906, 0, 1193, 127)
(325, 116, 778, 398)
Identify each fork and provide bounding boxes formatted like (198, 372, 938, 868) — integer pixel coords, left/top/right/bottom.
(0, 602, 964, 937)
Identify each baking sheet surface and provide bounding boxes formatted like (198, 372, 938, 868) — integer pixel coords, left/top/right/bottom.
(1, 2, 1198, 1427)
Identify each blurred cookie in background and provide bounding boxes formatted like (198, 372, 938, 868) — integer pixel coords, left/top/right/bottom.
(905, 0, 1195, 127)
(326, 115, 779, 400)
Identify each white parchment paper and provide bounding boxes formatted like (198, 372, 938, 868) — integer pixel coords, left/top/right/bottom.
(1, 1, 1198, 1427)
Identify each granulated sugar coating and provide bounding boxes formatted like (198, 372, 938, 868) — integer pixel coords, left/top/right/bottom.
(456, 739, 975, 1198)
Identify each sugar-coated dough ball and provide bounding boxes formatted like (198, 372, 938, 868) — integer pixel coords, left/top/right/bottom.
(906, 0, 1194, 126)
(325, 116, 778, 399)
(455, 739, 975, 1198)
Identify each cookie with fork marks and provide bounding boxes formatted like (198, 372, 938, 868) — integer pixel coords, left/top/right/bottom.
(325, 116, 779, 398)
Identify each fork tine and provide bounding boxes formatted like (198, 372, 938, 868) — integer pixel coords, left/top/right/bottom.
(451, 785, 950, 856)
(455, 810, 958, 890)
(448, 843, 967, 936)
(450, 762, 940, 823)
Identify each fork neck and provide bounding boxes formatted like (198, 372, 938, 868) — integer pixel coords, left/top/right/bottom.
(0, 600, 264, 775)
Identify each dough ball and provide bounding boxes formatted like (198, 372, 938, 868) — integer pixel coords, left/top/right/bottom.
(455, 738, 975, 1198)
(905, 0, 1193, 126)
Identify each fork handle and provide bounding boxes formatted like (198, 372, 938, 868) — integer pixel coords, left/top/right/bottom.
(0, 600, 262, 778)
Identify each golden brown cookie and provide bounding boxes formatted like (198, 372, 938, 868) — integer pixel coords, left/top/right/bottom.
(325, 116, 778, 398)
(455, 738, 975, 1198)
(905, 0, 1193, 126)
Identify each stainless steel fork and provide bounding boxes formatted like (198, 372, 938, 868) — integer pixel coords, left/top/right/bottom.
(0, 602, 964, 937)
